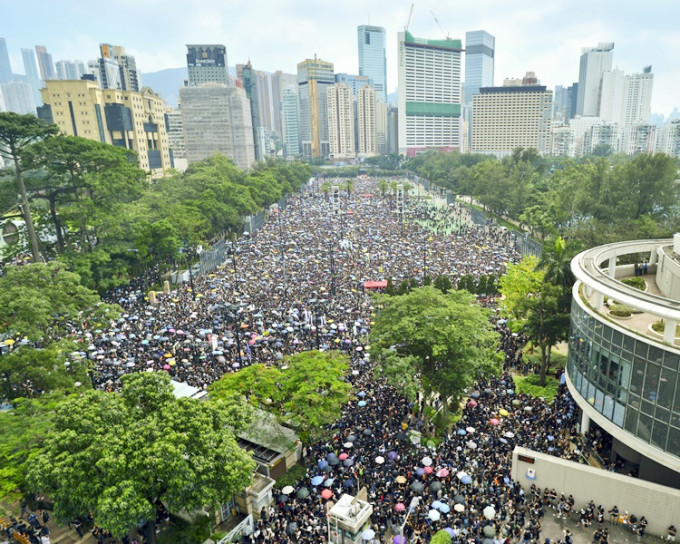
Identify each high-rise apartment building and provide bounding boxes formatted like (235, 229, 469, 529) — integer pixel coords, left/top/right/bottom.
(0, 81, 36, 114)
(21, 48, 43, 106)
(357, 25, 387, 103)
(186, 45, 229, 86)
(281, 86, 299, 159)
(237, 62, 267, 161)
(327, 83, 355, 159)
(0, 38, 14, 83)
(55, 60, 86, 80)
(40, 79, 172, 176)
(397, 31, 463, 156)
(297, 57, 334, 159)
(656, 120, 680, 159)
(179, 84, 255, 170)
(99, 44, 139, 91)
(464, 30, 495, 105)
(334, 73, 372, 96)
(576, 42, 614, 117)
(600, 66, 654, 126)
(621, 124, 656, 155)
(270, 71, 297, 137)
(357, 85, 378, 157)
(35, 45, 56, 81)
(471, 78, 553, 156)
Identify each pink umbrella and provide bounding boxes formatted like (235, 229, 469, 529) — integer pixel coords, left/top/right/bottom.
(437, 468, 450, 478)
(467, 399, 478, 408)
(489, 418, 500, 426)
(395, 503, 406, 512)
(339, 453, 349, 461)
(321, 489, 333, 500)
(424, 466, 433, 474)
(163, 364, 170, 370)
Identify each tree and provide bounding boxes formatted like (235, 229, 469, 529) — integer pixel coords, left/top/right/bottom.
(431, 530, 453, 544)
(433, 274, 453, 294)
(0, 112, 58, 262)
(0, 340, 90, 401)
(209, 351, 351, 440)
(28, 372, 255, 544)
(370, 287, 501, 422)
(0, 262, 119, 341)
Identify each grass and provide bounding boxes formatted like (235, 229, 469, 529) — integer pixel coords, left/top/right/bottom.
(523, 348, 567, 374)
(513, 374, 560, 403)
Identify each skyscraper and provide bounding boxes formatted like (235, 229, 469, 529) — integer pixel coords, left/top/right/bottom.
(35, 45, 56, 81)
(357, 25, 387, 103)
(576, 42, 614, 117)
(357, 85, 378, 156)
(238, 62, 264, 161)
(0, 38, 13, 83)
(55, 60, 86, 80)
(179, 84, 255, 169)
(297, 57, 334, 159)
(334, 73, 372, 96)
(186, 45, 229, 86)
(397, 31, 463, 156)
(599, 66, 654, 126)
(21, 48, 43, 106)
(464, 30, 495, 104)
(0, 81, 36, 114)
(271, 71, 297, 137)
(281, 86, 299, 159)
(99, 44, 139, 91)
(327, 83, 355, 159)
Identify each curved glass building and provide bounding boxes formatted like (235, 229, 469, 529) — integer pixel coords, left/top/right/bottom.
(567, 237, 680, 487)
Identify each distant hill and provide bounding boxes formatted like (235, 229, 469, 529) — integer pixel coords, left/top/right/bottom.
(140, 67, 187, 108)
(141, 66, 240, 109)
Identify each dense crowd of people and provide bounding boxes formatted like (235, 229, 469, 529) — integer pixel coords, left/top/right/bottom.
(3, 178, 666, 544)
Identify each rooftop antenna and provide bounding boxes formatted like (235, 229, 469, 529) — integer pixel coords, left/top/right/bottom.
(405, 3, 414, 31)
(430, 10, 451, 39)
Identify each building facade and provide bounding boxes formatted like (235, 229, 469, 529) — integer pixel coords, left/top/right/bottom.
(471, 82, 553, 156)
(576, 42, 614, 117)
(40, 79, 172, 176)
(186, 44, 229, 86)
(357, 85, 378, 157)
(656, 120, 680, 159)
(397, 31, 462, 156)
(297, 57, 334, 159)
(99, 44, 139, 92)
(0, 38, 12, 83)
(327, 83, 355, 159)
(357, 25, 387, 103)
(35, 45, 56, 81)
(281, 86, 299, 159)
(55, 59, 86, 81)
(0, 81, 36, 114)
(270, 71, 297, 139)
(164, 109, 186, 170)
(21, 48, 43, 106)
(179, 83, 255, 170)
(464, 30, 494, 105)
(568, 239, 680, 487)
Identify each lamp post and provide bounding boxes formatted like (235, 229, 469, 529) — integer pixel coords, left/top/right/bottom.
(328, 242, 336, 297)
(182, 242, 196, 301)
(400, 497, 420, 540)
(275, 209, 288, 298)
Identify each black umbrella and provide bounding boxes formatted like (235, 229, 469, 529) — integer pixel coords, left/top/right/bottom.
(287, 522, 298, 535)
(278, 494, 289, 503)
(363, 428, 372, 436)
(328, 456, 340, 466)
(430, 481, 442, 491)
(454, 494, 465, 504)
(410, 481, 424, 492)
(346, 435, 357, 442)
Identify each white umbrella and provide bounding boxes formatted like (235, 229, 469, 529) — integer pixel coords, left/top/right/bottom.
(454, 503, 465, 512)
(504, 431, 515, 438)
(422, 456, 433, 466)
(457, 471, 468, 480)
(282, 485, 295, 495)
(428, 509, 441, 521)
(466, 426, 475, 433)
(375, 456, 385, 465)
(362, 528, 376, 540)
(483, 505, 496, 520)
(343, 442, 354, 448)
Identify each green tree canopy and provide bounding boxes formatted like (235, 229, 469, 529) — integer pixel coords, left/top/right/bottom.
(28, 372, 255, 543)
(0, 261, 119, 340)
(370, 287, 501, 417)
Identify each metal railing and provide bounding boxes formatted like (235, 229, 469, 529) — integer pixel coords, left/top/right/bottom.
(216, 515, 254, 544)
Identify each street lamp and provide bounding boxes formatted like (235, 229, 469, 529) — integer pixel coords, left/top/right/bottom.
(400, 497, 420, 539)
(212, 303, 243, 366)
(309, 298, 326, 350)
(182, 242, 197, 301)
(328, 242, 336, 297)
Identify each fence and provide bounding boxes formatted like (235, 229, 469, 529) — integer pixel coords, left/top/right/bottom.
(513, 232, 543, 257)
(198, 240, 229, 275)
(216, 515, 254, 544)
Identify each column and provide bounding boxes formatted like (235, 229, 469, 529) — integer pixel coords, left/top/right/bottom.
(663, 319, 677, 344)
(607, 255, 617, 278)
(593, 291, 604, 311)
(581, 411, 591, 435)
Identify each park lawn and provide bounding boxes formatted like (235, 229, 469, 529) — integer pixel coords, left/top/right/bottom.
(512, 373, 560, 403)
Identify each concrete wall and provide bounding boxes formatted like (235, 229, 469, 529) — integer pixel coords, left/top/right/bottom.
(656, 247, 680, 301)
(511, 447, 679, 537)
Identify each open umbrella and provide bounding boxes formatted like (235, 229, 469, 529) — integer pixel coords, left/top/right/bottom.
(466, 426, 475, 433)
(277, 494, 289, 503)
(499, 438, 508, 445)
(430, 481, 442, 491)
(343, 479, 355, 488)
(454, 503, 465, 512)
(395, 476, 407, 484)
(466, 440, 478, 449)
(489, 418, 500, 426)
(375, 456, 385, 465)
(297, 487, 310, 498)
(321, 489, 333, 500)
(343, 458, 354, 467)
(358, 400, 367, 407)
(395, 503, 406, 512)
(499, 408, 509, 417)
(483, 539, 494, 544)
(504, 431, 515, 438)
(416, 467, 425, 476)
(393, 536, 407, 544)
(362, 528, 376, 540)
(424, 466, 433, 474)
(286, 521, 298, 535)
(317, 460, 328, 470)
(456, 471, 468, 481)
(281, 485, 294, 495)
(410, 481, 424, 492)
(454, 494, 465, 504)
(432, 500, 443, 510)
(422, 456, 433, 466)
(428, 509, 441, 521)
(457, 429, 467, 436)
(328, 456, 340, 466)
(363, 428, 372, 436)
(388, 451, 399, 460)
(343, 442, 354, 448)
(339, 453, 349, 461)
(439, 503, 451, 514)
(445, 527, 455, 537)
(467, 399, 478, 408)
(484, 525, 496, 537)
(483, 505, 496, 520)
(436, 468, 450, 478)
(346, 435, 357, 442)
(461, 475, 472, 485)
(324, 478, 335, 487)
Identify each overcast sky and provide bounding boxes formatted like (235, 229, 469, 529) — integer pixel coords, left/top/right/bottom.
(3, 0, 679, 117)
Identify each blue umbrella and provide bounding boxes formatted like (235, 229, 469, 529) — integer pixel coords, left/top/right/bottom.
(432, 500, 443, 510)
(358, 391, 367, 397)
(324, 478, 335, 487)
(343, 479, 355, 488)
(416, 467, 425, 476)
(343, 458, 355, 467)
(470, 392, 480, 399)
(388, 451, 398, 460)
(318, 460, 328, 470)
(461, 475, 472, 485)
(457, 429, 467, 436)
(439, 503, 451, 513)
(358, 400, 367, 407)
(311, 475, 324, 486)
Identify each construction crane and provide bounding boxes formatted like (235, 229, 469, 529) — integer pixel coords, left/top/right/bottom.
(430, 10, 450, 39)
(405, 3, 414, 31)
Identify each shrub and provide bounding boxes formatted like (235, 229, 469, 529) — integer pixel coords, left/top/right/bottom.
(610, 309, 632, 318)
(431, 530, 453, 544)
(622, 277, 646, 290)
(513, 374, 560, 403)
(275, 463, 307, 489)
(651, 319, 680, 336)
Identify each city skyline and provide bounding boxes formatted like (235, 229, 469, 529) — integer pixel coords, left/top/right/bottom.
(2, 0, 680, 117)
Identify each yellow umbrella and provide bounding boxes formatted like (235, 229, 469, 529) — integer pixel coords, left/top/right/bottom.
(396, 476, 407, 484)
(4, 339, 15, 346)
(499, 409, 509, 417)
(164, 353, 172, 358)
(168, 359, 176, 366)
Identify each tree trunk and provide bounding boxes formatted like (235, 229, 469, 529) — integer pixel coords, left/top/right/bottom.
(12, 150, 42, 263)
(48, 194, 65, 253)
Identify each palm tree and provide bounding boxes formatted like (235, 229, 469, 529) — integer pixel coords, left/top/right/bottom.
(537, 235, 581, 293)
